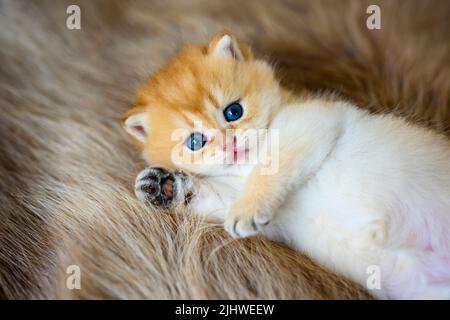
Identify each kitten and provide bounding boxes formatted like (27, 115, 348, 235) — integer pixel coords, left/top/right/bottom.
(121, 31, 450, 299)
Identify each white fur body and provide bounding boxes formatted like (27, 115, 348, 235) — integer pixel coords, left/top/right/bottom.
(188, 101, 450, 299)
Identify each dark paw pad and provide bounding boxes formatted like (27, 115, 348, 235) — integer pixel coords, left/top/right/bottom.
(135, 167, 177, 208)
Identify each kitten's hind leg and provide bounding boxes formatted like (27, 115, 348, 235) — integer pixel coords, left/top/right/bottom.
(135, 167, 193, 209)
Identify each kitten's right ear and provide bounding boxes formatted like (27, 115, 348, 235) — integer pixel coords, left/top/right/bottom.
(207, 31, 253, 61)
(120, 107, 149, 143)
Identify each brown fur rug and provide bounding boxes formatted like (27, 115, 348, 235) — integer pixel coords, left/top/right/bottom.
(1, 0, 449, 299)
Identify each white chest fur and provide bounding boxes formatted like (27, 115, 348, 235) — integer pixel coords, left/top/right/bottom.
(192, 102, 450, 299)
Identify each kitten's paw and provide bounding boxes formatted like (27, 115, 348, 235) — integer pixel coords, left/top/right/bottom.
(224, 206, 272, 238)
(135, 167, 191, 208)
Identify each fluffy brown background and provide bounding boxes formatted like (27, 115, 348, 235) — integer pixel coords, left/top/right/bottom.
(0, 0, 449, 299)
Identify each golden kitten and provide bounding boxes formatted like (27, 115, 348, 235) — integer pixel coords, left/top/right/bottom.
(121, 32, 450, 299)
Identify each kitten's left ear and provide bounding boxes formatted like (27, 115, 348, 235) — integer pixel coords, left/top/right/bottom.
(207, 31, 253, 61)
(119, 106, 149, 144)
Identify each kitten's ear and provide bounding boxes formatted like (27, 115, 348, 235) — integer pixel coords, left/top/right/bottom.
(207, 31, 253, 61)
(120, 107, 149, 143)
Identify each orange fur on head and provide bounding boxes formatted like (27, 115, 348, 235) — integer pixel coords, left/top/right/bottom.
(121, 31, 283, 175)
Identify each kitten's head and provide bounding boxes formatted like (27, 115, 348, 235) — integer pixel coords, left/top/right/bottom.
(121, 31, 282, 176)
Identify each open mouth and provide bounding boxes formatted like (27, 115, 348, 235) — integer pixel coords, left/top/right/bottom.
(223, 135, 253, 165)
(233, 146, 250, 163)
(231, 135, 251, 164)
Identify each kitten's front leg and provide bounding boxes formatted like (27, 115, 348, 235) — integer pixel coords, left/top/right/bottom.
(135, 167, 193, 209)
(225, 103, 345, 238)
(224, 162, 291, 238)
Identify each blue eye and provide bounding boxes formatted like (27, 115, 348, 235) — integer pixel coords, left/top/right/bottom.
(223, 102, 243, 122)
(186, 132, 207, 151)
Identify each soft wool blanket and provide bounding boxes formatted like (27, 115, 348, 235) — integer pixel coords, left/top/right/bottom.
(0, 0, 448, 299)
